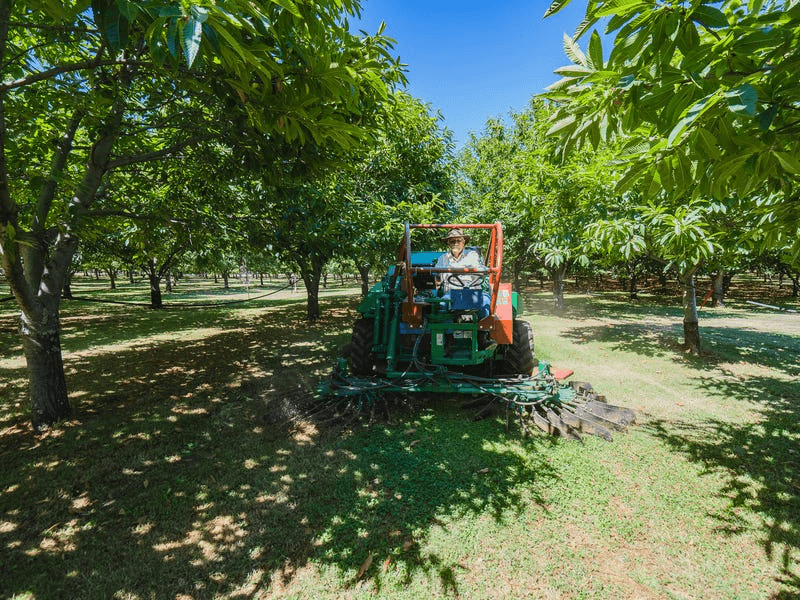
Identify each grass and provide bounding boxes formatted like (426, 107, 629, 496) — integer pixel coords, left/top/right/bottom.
(1, 276, 798, 599)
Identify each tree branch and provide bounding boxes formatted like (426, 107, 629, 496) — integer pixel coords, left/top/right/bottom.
(81, 208, 191, 226)
(0, 58, 152, 92)
(7, 21, 96, 34)
(157, 243, 188, 279)
(36, 109, 84, 231)
(107, 134, 214, 169)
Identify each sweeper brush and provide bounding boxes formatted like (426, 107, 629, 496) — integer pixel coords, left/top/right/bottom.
(318, 360, 635, 441)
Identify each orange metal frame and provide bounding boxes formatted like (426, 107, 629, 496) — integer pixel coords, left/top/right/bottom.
(395, 222, 504, 328)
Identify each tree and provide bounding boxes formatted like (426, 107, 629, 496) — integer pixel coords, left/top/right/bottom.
(543, 0, 800, 260)
(458, 99, 615, 310)
(338, 92, 455, 296)
(541, 0, 800, 349)
(262, 181, 346, 320)
(458, 116, 534, 291)
(0, 0, 404, 428)
(590, 198, 723, 352)
(583, 198, 650, 299)
(255, 92, 455, 319)
(95, 141, 256, 306)
(79, 231, 138, 291)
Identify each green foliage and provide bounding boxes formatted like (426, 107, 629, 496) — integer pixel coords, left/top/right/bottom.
(0, 0, 407, 424)
(251, 92, 455, 314)
(335, 93, 455, 277)
(642, 201, 722, 273)
(542, 0, 800, 256)
(457, 99, 617, 290)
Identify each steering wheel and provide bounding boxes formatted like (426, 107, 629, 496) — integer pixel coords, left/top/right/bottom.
(447, 273, 484, 290)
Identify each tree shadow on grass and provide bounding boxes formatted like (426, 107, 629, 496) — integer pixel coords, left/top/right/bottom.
(560, 308, 800, 598)
(560, 320, 800, 376)
(522, 289, 795, 325)
(560, 321, 685, 358)
(522, 291, 684, 322)
(643, 375, 799, 599)
(56, 297, 307, 354)
(0, 296, 560, 598)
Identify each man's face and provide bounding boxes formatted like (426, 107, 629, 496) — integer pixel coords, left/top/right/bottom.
(448, 237, 465, 257)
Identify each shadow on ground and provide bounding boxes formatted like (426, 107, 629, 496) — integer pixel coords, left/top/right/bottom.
(643, 373, 800, 600)
(0, 296, 559, 598)
(550, 299, 800, 599)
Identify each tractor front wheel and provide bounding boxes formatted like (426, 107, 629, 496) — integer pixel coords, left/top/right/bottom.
(349, 318, 375, 376)
(505, 319, 535, 375)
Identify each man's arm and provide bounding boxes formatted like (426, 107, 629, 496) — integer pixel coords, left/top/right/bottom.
(434, 252, 448, 288)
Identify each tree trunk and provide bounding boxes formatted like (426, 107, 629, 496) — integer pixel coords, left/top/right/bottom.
(551, 265, 566, 311)
(356, 264, 371, 297)
(222, 271, 229, 289)
(107, 268, 116, 290)
(61, 269, 74, 299)
(711, 270, 725, 307)
(300, 255, 325, 321)
(680, 271, 701, 353)
(512, 261, 522, 292)
(659, 272, 668, 294)
(628, 262, 638, 300)
(149, 277, 162, 308)
(165, 269, 172, 293)
(19, 299, 72, 429)
(302, 273, 321, 321)
(146, 260, 163, 309)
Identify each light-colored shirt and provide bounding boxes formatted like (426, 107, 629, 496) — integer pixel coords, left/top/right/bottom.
(435, 249, 484, 293)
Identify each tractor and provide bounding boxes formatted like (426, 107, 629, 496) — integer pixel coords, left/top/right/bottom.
(350, 222, 533, 378)
(319, 222, 635, 441)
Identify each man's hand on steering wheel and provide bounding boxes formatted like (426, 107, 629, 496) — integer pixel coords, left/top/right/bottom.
(447, 273, 484, 289)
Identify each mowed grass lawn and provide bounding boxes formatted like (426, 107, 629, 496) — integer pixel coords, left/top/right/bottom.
(0, 277, 798, 599)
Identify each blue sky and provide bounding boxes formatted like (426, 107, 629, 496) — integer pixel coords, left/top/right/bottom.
(355, 0, 591, 147)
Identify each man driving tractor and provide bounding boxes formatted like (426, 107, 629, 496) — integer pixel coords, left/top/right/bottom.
(435, 228, 491, 319)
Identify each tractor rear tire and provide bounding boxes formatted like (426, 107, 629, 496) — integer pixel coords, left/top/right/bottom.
(505, 319, 535, 375)
(349, 318, 375, 376)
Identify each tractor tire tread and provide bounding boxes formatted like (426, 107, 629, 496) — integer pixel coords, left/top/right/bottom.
(505, 319, 535, 375)
(349, 318, 375, 376)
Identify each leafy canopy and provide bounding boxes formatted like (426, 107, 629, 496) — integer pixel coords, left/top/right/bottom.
(542, 0, 800, 260)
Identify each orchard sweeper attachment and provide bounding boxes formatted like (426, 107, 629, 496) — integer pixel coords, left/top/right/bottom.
(318, 223, 635, 441)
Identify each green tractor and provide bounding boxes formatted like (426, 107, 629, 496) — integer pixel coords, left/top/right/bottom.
(320, 222, 635, 441)
(350, 222, 533, 378)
